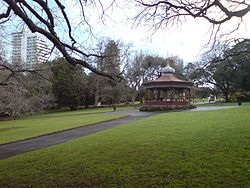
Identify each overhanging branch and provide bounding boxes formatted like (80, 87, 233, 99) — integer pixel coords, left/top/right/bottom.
(2, 0, 119, 80)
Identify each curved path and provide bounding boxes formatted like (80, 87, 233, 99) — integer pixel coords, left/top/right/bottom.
(0, 111, 157, 160)
(189, 105, 238, 111)
(0, 106, 236, 160)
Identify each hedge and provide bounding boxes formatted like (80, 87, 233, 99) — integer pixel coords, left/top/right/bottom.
(139, 105, 196, 112)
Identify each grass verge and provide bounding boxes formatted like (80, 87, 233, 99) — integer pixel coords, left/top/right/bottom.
(0, 107, 249, 187)
(195, 101, 250, 106)
(0, 113, 126, 144)
(34, 105, 136, 118)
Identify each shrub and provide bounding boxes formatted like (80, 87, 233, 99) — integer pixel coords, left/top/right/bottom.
(139, 105, 196, 112)
(230, 92, 250, 102)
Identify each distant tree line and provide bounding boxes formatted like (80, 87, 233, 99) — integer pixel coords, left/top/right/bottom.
(185, 39, 250, 102)
(1, 38, 250, 117)
(0, 39, 186, 117)
(1, 0, 249, 79)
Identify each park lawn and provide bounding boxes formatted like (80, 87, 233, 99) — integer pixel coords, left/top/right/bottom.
(34, 105, 135, 118)
(0, 106, 249, 187)
(196, 101, 250, 106)
(0, 113, 126, 144)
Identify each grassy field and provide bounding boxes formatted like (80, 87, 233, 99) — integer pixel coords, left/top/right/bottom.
(0, 106, 249, 187)
(0, 113, 126, 144)
(33, 105, 136, 118)
(195, 101, 250, 106)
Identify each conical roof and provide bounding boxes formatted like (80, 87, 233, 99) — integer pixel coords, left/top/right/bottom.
(162, 62, 175, 75)
(143, 63, 193, 88)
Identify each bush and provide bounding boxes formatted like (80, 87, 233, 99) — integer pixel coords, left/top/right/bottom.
(230, 92, 250, 102)
(139, 105, 196, 112)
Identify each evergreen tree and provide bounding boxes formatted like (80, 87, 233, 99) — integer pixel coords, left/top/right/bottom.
(51, 58, 87, 110)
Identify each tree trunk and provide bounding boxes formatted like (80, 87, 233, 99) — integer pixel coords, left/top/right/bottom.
(131, 94, 135, 107)
(94, 92, 99, 106)
(224, 80, 230, 102)
(69, 105, 77, 111)
(224, 92, 229, 102)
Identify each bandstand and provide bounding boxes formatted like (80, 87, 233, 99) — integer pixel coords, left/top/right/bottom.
(141, 63, 194, 111)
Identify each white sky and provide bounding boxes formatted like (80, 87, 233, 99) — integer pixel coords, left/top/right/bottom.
(4, 0, 250, 64)
(98, 19, 210, 63)
(102, 17, 250, 63)
(79, 1, 250, 63)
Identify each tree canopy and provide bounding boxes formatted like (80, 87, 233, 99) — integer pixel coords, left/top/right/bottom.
(188, 39, 250, 102)
(1, 0, 250, 77)
(51, 58, 88, 110)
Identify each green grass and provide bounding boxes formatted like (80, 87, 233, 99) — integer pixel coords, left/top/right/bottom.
(196, 101, 250, 106)
(33, 105, 135, 118)
(0, 107, 249, 187)
(0, 113, 126, 144)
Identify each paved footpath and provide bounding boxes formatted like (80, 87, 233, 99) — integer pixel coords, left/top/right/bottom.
(0, 106, 236, 160)
(0, 111, 158, 160)
(189, 106, 238, 111)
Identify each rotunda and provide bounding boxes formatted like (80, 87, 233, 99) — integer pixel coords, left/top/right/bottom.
(141, 63, 194, 110)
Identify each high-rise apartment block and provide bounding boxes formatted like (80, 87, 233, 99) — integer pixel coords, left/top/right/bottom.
(11, 30, 27, 63)
(11, 30, 49, 67)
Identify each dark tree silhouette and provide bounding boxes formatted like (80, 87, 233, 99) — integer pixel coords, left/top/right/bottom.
(135, 0, 250, 26)
(0, 0, 115, 79)
(1, 0, 250, 78)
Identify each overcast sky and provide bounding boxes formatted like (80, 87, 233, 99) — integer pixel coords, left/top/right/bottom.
(77, 1, 250, 63)
(5, 0, 250, 64)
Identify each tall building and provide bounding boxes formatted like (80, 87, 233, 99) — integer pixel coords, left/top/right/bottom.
(26, 34, 49, 65)
(11, 30, 27, 64)
(11, 30, 49, 67)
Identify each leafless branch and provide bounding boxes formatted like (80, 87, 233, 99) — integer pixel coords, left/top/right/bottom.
(135, 0, 250, 40)
(1, 0, 121, 80)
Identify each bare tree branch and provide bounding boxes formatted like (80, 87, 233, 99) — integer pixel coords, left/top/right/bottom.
(0, 5, 11, 19)
(54, 0, 76, 45)
(135, 0, 250, 40)
(1, 0, 120, 79)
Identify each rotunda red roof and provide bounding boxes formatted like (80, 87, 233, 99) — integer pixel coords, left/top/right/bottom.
(142, 64, 193, 89)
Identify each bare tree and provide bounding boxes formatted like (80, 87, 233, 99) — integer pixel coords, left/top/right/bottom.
(135, 0, 250, 41)
(126, 53, 145, 105)
(1, 1, 250, 79)
(0, 62, 54, 117)
(136, 0, 250, 24)
(0, 0, 118, 79)
(186, 39, 250, 102)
